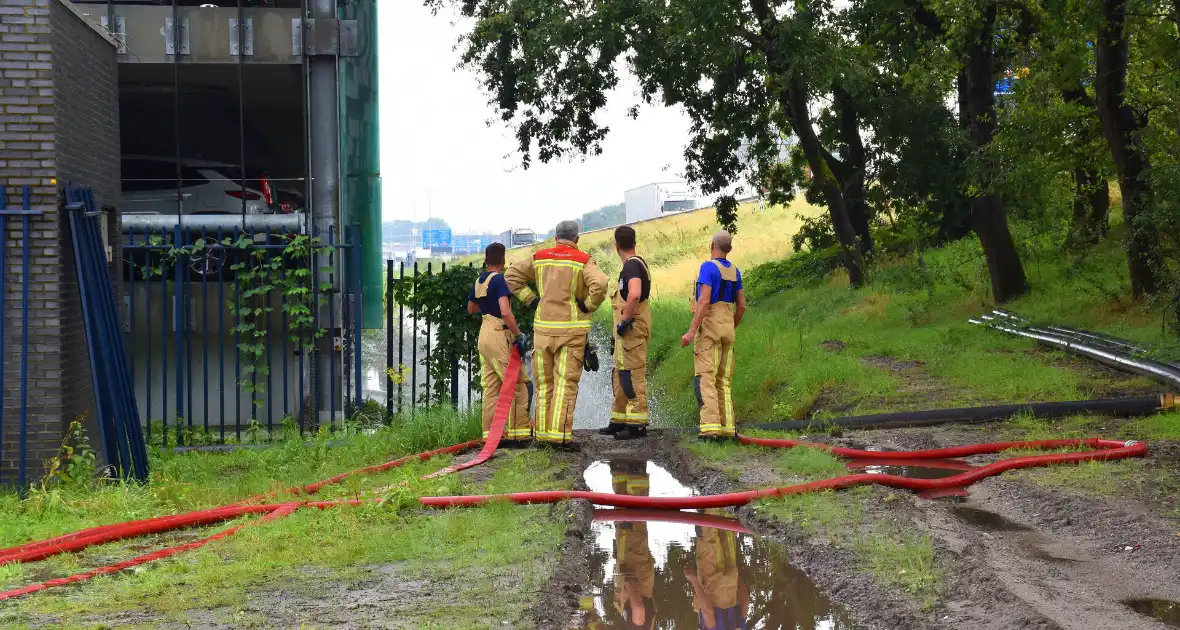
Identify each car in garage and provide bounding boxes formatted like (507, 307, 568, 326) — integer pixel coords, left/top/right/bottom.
(121, 156, 278, 217)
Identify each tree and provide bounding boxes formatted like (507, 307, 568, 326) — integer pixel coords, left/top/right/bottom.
(428, 0, 867, 286)
(1095, 0, 1164, 297)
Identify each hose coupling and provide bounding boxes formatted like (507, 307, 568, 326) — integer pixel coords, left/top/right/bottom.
(1160, 393, 1177, 410)
(1124, 440, 1140, 448)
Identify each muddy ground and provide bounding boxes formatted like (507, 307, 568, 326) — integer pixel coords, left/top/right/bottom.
(529, 422, 1180, 630)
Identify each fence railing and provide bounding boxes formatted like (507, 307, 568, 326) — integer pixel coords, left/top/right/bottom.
(121, 222, 364, 446)
(383, 260, 480, 417)
(0, 186, 38, 490)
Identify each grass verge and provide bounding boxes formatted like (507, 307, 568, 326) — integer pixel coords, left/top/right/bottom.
(0, 411, 571, 628)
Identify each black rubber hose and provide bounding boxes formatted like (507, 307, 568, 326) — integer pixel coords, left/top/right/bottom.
(749, 395, 1176, 432)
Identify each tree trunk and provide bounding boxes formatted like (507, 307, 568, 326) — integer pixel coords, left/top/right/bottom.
(784, 75, 866, 287)
(833, 88, 874, 253)
(956, 71, 970, 129)
(1062, 86, 1110, 246)
(1096, 0, 1162, 297)
(963, 2, 1029, 303)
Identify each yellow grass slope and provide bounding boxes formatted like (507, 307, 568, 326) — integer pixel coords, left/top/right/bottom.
(498, 198, 824, 297)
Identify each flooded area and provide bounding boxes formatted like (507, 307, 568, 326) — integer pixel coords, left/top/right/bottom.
(580, 458, 853, 629)
(1123, 598, 1180, 627)
(844, 458, 974, 479)
(951, 506, 1032, 532)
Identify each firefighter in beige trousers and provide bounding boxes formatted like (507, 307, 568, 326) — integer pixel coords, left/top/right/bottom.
(506, 220, 607, 451)
(601, 225, 653, 441)
(466, 243, 532, 446)
(681, 231, 746, 440)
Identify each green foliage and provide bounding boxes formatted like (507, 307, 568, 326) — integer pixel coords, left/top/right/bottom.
(389, 264, 535, 404)
(742, 247, 841, 302)
(137, 233, 333, 399)
(579, 202, 625, 231)
(39, 420, 101, 490)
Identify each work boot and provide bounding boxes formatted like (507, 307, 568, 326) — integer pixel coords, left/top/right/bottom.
(599, 422, 625, 436)
(613, 426, 647, 441)
(499, 440, 531, 450)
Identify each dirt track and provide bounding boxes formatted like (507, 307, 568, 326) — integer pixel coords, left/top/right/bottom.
(533, 428, 1180, 629)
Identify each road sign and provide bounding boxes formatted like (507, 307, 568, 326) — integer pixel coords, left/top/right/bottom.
(422, 229, 452, 249)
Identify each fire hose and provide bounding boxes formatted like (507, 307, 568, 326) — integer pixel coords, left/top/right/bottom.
(0, 344, 1152, 601)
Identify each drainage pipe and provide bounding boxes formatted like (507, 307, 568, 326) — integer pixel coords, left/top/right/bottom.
(971, 319, 1180, 389)
(749, 394, 1174, 433)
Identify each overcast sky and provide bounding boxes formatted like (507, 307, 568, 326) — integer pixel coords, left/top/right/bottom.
(377, 2, 694, 234)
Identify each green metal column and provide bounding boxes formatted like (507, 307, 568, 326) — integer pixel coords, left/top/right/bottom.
(339, 0, 382, 328)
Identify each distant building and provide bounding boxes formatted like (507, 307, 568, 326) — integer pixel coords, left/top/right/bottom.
(624, 181, 697, 224)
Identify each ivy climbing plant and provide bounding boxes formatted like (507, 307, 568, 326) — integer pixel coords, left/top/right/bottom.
(139, 232, 335, 395)
(390, 264, 536, 405)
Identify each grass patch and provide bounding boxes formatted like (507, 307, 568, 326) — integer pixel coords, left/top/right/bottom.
(855, 532, 943, 608)
(773, 446, 848, 480)
(0, 408, 570, 627)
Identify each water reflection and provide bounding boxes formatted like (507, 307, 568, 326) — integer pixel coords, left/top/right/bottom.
(845, 458, 974, 480)
(581, 459, 854, 629)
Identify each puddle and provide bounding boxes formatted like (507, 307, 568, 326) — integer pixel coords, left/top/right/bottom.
(1123, 598, 1180, 627)
(581, 459, 854, 628)
(845, 458, 974, 480)
(952, 507, 1032, 532)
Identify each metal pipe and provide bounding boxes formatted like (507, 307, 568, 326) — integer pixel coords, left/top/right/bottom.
(310, 0, 341, 423)
(971, 319, 1180, 388)
(121, 213, 306, 232)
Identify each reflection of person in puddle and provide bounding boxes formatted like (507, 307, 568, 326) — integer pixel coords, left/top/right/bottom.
(685, 510, 748, 630)
(611, 460, 656, 628)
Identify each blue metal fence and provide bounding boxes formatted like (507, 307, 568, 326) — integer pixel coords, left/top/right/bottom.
(65, 184, 149, 483)
(121, 221, 365, 446)
(0, 185, 38, 490)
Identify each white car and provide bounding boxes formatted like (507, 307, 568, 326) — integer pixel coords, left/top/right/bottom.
(121, 156, 277, 217)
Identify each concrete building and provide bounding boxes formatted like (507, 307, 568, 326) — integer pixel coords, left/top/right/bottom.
(624, 181, 697, 223)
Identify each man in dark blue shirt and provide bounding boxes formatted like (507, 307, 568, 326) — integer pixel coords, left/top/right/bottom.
(467, 243, 532, 446)
(681, 231, 746, 440)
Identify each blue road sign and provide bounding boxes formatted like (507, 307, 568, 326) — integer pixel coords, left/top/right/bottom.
(422, 229, 453, 249)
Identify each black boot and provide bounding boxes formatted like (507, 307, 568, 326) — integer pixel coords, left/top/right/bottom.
(613, 425, 647, 441)
(599, 422, 625, 436)
(555, 441, 582, 453)
(499, 439, 531, 450)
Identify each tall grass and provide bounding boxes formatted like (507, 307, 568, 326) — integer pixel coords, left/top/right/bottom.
(0, 406, 481, 548)
(637, 208, 1177, 430)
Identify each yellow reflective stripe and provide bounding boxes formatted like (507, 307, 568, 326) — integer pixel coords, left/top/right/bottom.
(535, 351, 547, 438)
(611, 412, 648, 419)
(722, 346, 735, 429)
(568, 266, 579, 322)
(535, 260, 586, 270)
(516, 287, 537, 303)
(533, 319, 591, 329)
(504, 428, 533, 439)
(552, 346, 570, 439)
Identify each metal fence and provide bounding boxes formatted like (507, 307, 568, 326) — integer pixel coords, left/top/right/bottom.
(383, 260, 479, 417)
(0, 186, 38, 489)
(121, 222, 365, 446)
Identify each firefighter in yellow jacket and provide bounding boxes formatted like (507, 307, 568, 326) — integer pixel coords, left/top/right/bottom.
(610, 459, 656, 628)
(681, 231, 746, 440)
(601, 225, 653, 441)
(466, 243, 532, 446)
(506, 220, 607, 451)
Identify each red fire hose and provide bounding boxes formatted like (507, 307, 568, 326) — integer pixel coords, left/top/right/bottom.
(418, 438, 1145, 508)
(0, 361, 1150, 603)
(0, 348, 527, 600)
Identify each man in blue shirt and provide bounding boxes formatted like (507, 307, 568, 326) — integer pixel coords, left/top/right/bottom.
(681, 231, 746, 440)
(467, 243, 532, 446)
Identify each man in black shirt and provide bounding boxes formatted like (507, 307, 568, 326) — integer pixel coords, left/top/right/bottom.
(601, 226, 653, 440)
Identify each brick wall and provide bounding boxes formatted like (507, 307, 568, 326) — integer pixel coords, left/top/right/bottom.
(0, 0, 118, 485)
